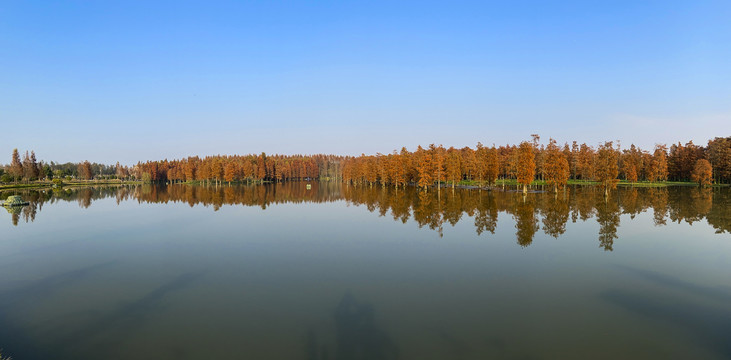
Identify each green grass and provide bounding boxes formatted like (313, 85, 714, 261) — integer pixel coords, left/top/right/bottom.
(452, 179, 600, 187)
(183, 179, 271, 185)
(0, 180, 141, 191)
(445, 178, 726, 188)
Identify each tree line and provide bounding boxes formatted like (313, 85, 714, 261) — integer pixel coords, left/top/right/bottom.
(3, 136, 729, 188)
(0, 148, 119, 183)
(340, 136, 729, 194)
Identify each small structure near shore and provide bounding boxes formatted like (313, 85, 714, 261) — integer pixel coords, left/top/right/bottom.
(1, 195, 30, 207)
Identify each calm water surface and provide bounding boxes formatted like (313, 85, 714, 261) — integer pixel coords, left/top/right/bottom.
(1, 183, 730, 359)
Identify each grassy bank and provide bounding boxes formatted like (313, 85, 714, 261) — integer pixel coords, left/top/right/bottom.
(0, 180, 142, 191)
(451, 179, 727, 188)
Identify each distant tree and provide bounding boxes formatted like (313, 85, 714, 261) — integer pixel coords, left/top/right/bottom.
(415, 146, 433, 190)
(570, 141, 579, 179)
(224, 162, 237, 184)
(621, 145, 643, 182)
(389, 149, 407, 188)
(648, 145, 668, 182)
(576, 143, 595, 180)
(485, 146, 499, 185)
(516, 141, 535, 194)
(691, 159, 713, 186)
(595, 142, 619, 196)
(445, 147, 462, 189)
(10, 148, 22, 182)
(430, 144, 446, 191)
(256, 153, 267, 181)
(668, 141, 703, 181)
(78, 160, 93, 180)
(30, 151, 39, 179)
(37, 160, 46, 181)
(624, 163, 638, 183)
(22, 150, 38, 181)
(212, 158, 225, 184)
(706, 137, 731, 184)
(475, 142, 487, 183)
(542, 139, 570, 192)
(461, 147, 477, 181)
(397, 148, 411, 187)
(42, 163, 53, 180)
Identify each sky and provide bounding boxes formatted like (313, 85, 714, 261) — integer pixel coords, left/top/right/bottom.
(1, 1, 730, 165)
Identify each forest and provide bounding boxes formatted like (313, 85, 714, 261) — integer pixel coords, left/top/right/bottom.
(2, 136, 730, 191)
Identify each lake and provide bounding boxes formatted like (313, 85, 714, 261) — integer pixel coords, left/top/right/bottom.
(1, 183, 730, 359)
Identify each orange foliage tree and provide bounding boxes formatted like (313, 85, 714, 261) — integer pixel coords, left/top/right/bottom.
(516, 141, 535, 194)
(691, 159, 713, 186)
(445, 147, 462, 188)
(415, 146, 433, 190)
(595, 142, 619, 196)
(542, 139, 569, 192)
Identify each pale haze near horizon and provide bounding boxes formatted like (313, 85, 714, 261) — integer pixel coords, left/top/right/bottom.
(1, 1, 729, 165)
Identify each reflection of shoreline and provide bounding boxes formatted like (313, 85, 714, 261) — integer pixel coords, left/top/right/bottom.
(3, 185, 729, 247)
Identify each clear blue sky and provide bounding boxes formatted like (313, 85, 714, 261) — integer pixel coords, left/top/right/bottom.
(1, 1, 729, 165)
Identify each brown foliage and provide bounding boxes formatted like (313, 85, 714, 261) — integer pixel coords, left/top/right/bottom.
(516, 141, 535, 192)
(543, 139, 570, 192)
(691, 159, 713, 186)
(595, 142, 619, 194)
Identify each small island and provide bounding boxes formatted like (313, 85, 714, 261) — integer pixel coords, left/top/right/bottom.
(1, 195, 29, 207)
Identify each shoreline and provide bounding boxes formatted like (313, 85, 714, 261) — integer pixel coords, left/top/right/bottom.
(0, 180, 142, 191)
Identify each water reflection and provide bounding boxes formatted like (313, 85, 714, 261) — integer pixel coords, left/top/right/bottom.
(603, 266, 731, 358)
(307, 293, 398, 360)
(2, 184, 730, 248)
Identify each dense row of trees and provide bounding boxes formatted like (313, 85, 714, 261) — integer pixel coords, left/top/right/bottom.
(133, 154, 341, 184)
(6, 183, 729, 245)
(4, 149, 44, 183)
(3, 136, 729, 188)
(0, 148, 119, 183)
(340, 136, 731, 193)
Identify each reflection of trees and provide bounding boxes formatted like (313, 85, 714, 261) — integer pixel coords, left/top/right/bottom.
(77, 188, 93, 209)
(707, 188, 731, 234)
(474, 194, 498, 236)
(5, 205, 21, 226)
(570, 187, 596, 223)
(540, 192, 569, 238)
(669, 188, 712, 225)
(513, 196, 539, 247)
(595, 194, 621, 251)
(619, 188, 641, 219)
(650, 188, 669, 226)
(3, 184, 729, 249)
(412, 191, 444, 237)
